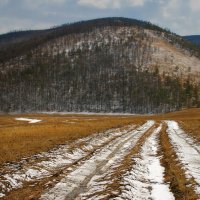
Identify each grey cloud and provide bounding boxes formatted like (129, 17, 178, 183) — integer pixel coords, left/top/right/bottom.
(77, 0, 146, 9)
(0, 0, 199, 35)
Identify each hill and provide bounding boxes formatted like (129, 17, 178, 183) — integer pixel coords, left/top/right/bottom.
(0, 17, 199, 114)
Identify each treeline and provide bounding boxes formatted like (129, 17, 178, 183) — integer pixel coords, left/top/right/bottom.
(0, 26, 199, 113)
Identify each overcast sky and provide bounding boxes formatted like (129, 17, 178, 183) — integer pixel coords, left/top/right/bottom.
(0, 0, 200, 36)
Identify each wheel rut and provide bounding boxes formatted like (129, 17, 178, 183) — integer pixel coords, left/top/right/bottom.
(40, 121, 155, 200)
(0, 124, 137, 199)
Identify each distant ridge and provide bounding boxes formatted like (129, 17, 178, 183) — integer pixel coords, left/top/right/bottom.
(184, 35, 200, 46)
(0, 17, 167, 45)
(1, 17, 200, 63)
(0, 17, 169, 62)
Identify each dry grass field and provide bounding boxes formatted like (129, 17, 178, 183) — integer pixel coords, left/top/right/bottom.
(0, 114, 144, 164)
(154, 108, 200, 141)
(0, 109, 199, 200)
(0, 109, 199, 165)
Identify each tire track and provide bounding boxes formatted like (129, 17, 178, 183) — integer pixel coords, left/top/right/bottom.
(112, 124, 175, 200)
(0, 124, 136, 199)
(166, 120, 200, 196)
(40, 121, 155, 200)
(159, 123, 198, 200)
(77, 123, 158, 200)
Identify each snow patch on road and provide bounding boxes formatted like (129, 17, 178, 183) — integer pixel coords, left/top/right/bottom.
(115, 125, 175, 200)
(166, 120, 200, 195)
(15, 118, 42, 124)
(76, 121, 155, 200)
(40, 121, 155, 200)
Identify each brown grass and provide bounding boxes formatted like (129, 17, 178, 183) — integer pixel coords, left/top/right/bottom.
(0, 109, 199, 199)
(159, 124, 199, 200)
(0, 114, 143, 164)
(156, 108, 200, 120)
(2, 125, 138, 200)
(148, 108, 200, 141)
(0, 108, 199, 166)
(179, 120, 200, 142)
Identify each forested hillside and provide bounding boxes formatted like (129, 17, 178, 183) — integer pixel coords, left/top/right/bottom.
(0, 18, 199, 113)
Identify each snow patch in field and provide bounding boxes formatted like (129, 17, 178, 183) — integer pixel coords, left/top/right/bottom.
(115, 125, 175, 200)
(0, 193, 5, 198)
(166, 120, 200, 195)
(15, 118, 42, 124)
(40, 111, 143, 116)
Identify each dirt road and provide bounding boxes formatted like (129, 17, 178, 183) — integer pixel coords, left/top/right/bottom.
(0, 120, 200, 199)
